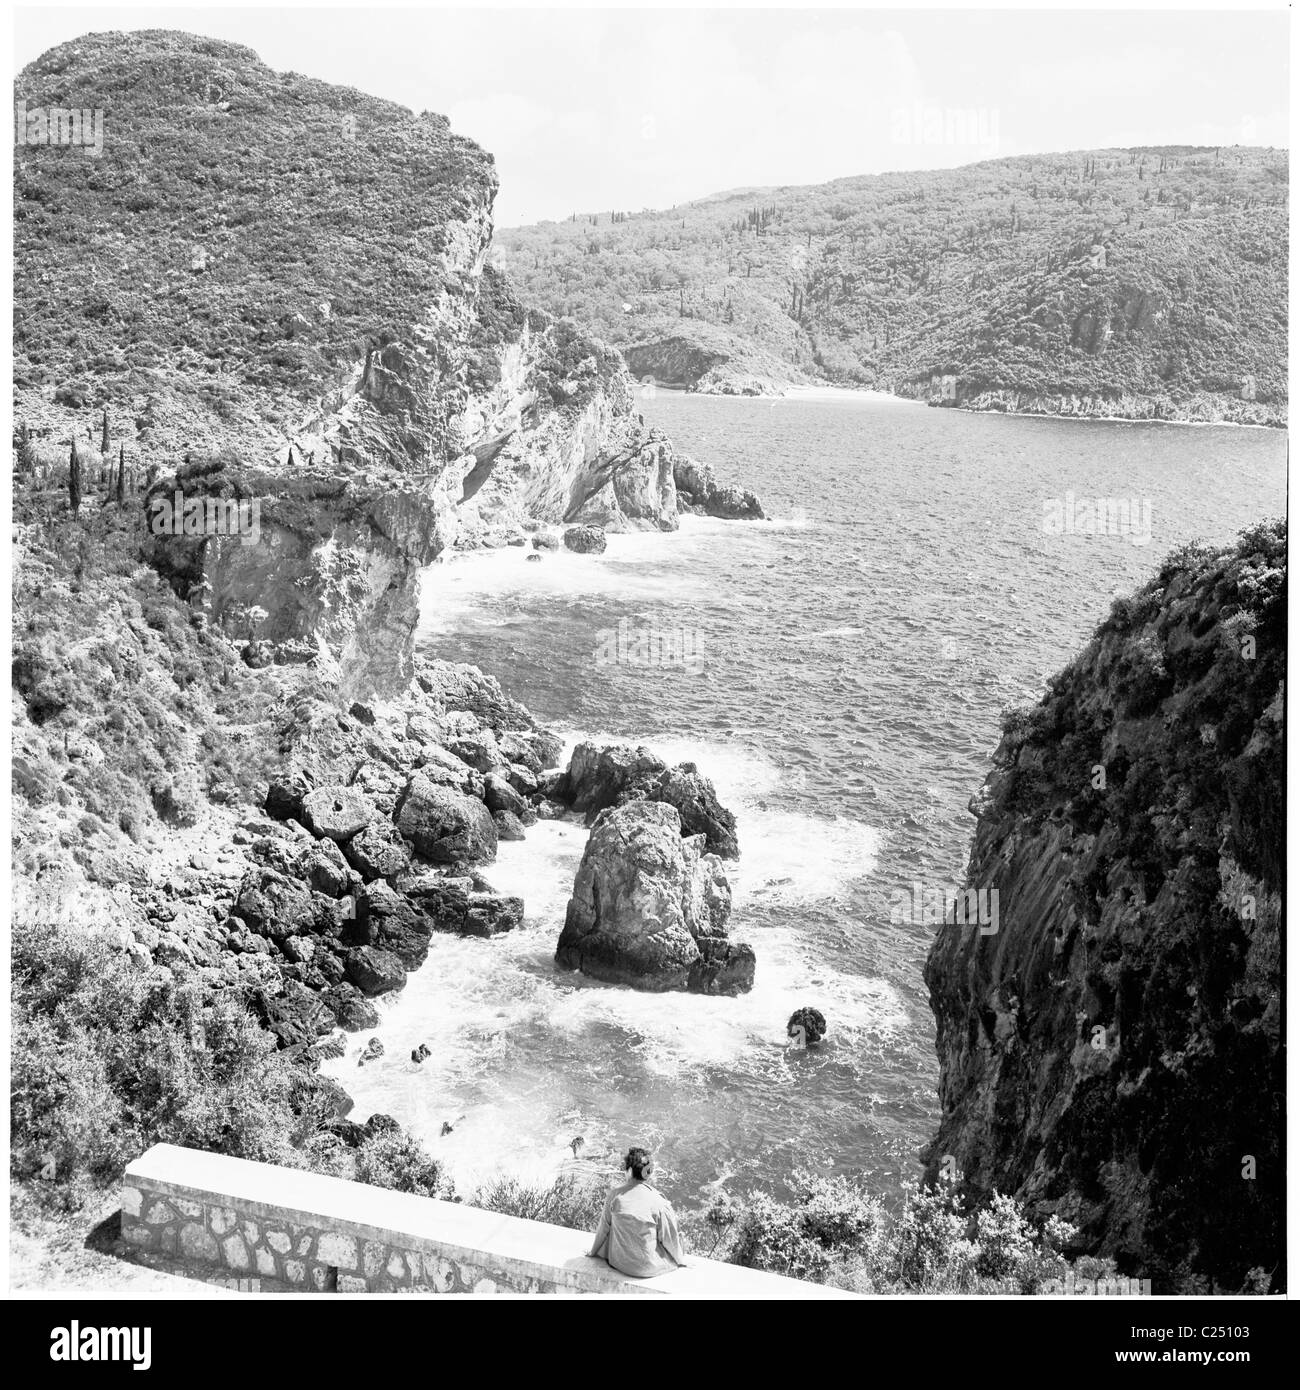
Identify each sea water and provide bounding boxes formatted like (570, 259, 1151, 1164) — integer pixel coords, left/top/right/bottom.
(322, 390, 1286, 1210)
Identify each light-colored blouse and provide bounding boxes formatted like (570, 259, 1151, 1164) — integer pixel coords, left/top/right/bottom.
(588, 1177, 686, 1278)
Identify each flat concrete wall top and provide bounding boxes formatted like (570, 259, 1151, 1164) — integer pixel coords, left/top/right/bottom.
(125, 1144, 857, 1298)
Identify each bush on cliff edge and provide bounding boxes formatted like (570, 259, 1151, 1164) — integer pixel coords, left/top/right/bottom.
(700, 1171, 1118, 1294)
(11, 914, 303, 1209)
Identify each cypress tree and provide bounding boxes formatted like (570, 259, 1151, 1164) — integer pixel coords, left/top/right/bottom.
(69, 443, 82, 517)
(117, 444, 126, 505)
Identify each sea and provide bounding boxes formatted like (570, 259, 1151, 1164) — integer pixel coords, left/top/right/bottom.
(322, 388, 1286, 1212)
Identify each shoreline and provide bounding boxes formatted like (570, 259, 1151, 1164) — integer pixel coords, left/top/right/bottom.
(674, 380, 1285, 429)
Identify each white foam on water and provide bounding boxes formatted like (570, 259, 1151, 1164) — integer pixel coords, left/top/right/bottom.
(418, 514, 793, 638)
(320, 811, 900, 1190)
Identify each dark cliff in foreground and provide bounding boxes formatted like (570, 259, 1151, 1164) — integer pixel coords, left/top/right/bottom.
(924, 520, 1284, 1292)
(499, 147, 1287, 422)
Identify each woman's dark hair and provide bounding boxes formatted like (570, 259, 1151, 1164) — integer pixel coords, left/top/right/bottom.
(623, 1146, 653, 1180)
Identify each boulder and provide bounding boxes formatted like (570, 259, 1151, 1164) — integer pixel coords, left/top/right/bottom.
(689, 940, 757, 996)
(251, 836, 300, 876)
(647, 762, 739, 860)
(265, 771, 312, 821)
(535, 767, 569, 800)
(344, 946, 407, 997)
(560, 743, 738, 858)
(358, 1037, 384, 1066)
(280, 935, 316, 965)
(445, 728, 501, 775)
(412, 744, 483, 796)
(483, 771, 528, 819)
(412, 660, 537, 733)
(505, 761, 539, 796)
(322, 983, 379, 1032)
(299, 837, 354, 897)
(494, 809, 527, 841)
(526, 552, 543, 563)
(342, 819, 412, 883)
(348, 761, 408, 817)
(233, 867, 331, 941)
(394, 776, 497, 864)
(531, 532, 560, 551)
(564, 741, 667, 814)
(673, 456, 765, 520)
(355, 880, 433, 969)
(563, 525, 607, 554)
(555, 801, 749, 993)
(707, 484, 765, 520)
(251, 982, 337, 1050)
(499, 732, 544, 774)
(405, 877, 524, 938)
(300, 785, 376, 842)
(315, 950, 346, 986)
(411, 1043, 432, 1063)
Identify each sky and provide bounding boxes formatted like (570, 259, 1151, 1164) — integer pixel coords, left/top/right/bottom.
(12, 5, 1292, 227)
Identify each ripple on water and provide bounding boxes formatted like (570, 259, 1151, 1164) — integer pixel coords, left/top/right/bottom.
(396, 392, 1284, 1201)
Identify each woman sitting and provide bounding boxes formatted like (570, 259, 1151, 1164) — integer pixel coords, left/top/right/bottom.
(587, 1146, 687, 1278)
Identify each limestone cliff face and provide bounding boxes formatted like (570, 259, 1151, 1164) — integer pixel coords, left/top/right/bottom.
(923, 521, 1284, 1291)
(15, 31, 732, 699)
(621, 333, 808, 398)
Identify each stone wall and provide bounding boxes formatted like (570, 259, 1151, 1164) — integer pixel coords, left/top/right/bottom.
(121, 1144, 855, 1297)
(120, 1182, 541, 1294)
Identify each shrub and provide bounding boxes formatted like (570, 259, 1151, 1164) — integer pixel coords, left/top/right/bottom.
(11, 914, 300, 1209)
(891, 1181, 980, 1290)
(353, 1131, 455, 1201)
(708, 1169, 884, 1281)
(471, 1173, 608, 1231)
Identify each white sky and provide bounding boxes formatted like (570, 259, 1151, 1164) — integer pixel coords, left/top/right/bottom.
(12, 5, 1292, 227)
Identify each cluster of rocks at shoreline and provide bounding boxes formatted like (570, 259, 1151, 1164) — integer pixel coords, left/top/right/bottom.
(179, 669, 758, 1096)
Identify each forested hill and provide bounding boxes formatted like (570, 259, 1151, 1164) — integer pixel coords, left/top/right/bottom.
(495, 147, 1288, 423)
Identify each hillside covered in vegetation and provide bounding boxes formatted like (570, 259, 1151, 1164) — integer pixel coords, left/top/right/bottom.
(497, 147, 1288, 422)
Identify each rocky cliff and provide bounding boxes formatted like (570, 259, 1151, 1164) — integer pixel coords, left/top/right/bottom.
(11, 30, 769, 1219)
(923, 520, 1284, 1292)
(14, 31, 747, 698)
(621, 331, 809, 398)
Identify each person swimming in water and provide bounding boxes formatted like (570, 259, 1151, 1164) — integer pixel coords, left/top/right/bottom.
(587, 1146, 687, 1278)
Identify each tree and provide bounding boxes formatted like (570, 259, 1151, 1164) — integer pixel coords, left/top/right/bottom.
(116, 444, 126, 506)
(68, 443, 82, 517)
